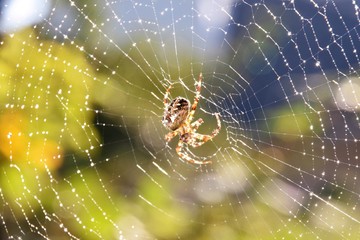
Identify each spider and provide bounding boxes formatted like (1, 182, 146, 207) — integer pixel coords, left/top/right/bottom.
(162, 73, 221, 165)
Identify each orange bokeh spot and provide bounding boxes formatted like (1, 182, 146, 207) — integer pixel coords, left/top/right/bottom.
(0, 111, 28, 160)
(0, 111, 63, 170)
(28, 139, 63, 171)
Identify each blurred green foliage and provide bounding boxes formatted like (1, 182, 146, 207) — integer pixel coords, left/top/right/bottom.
(0, 28, 99, 168)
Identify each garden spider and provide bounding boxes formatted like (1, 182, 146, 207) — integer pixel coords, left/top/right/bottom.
(162, 73, 221, 165)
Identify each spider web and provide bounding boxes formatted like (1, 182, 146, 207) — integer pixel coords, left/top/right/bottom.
(0, 0, 360, 239)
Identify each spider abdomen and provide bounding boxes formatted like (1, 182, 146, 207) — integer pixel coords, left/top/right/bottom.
(162, 97, 190, 131)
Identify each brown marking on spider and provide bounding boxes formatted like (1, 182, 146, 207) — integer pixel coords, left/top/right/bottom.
(162, 73, 221, 165)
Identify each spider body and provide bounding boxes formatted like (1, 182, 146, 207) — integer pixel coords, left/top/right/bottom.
(163, 97, 190, 131)
(162, 73, 221, 165)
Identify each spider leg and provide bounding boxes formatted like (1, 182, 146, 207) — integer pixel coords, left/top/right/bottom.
(188, 133, 209, 148)
(165, 130, 178, 142)
(176, 140, 212, 165)
(188, 73, 202, 122)
(188, 132, 218, 148)
(163, 84, 173, 107)
(190, 118, 204, 131)
(189, 113, 221, 148)
(213, 112, 221, 136)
